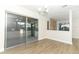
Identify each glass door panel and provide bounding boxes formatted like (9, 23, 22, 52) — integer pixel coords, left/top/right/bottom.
(6, 13, 26, 48)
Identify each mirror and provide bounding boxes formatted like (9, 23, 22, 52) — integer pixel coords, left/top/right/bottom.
(47, 6, 69, 31)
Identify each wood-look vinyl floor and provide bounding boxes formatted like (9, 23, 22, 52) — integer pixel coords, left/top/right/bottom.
(1, 39, 79, 54)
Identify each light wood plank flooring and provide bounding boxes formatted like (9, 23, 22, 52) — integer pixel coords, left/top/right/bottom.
(1, 39, 79, 54)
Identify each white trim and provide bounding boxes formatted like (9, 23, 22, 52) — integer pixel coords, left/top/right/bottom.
(54, 39, 72, 45)
(47, 38, 72, 45)
(69, 9, 72, 43)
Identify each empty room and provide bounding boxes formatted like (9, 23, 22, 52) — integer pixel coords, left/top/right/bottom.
(0, 5, 79, 54)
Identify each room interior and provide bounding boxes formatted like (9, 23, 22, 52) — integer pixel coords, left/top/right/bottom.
(0, 5, 79, 54)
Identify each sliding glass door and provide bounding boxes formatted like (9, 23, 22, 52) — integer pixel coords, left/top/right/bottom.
(6, 12, 26, 48)
(5, 12, 38, 49)
(26, 18, 38, 44)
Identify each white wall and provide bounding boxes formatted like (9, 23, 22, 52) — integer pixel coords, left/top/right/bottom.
(0, 6, 47, 52)
(46, 9, 72, 44)
(0, 7, 5, 52)
(46, 31, 72, 44)
(72, 7, 79, 38)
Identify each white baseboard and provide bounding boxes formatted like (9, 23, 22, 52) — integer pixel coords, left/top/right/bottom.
(46, 38, 72, 45)
(56, 39, 72, 45)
